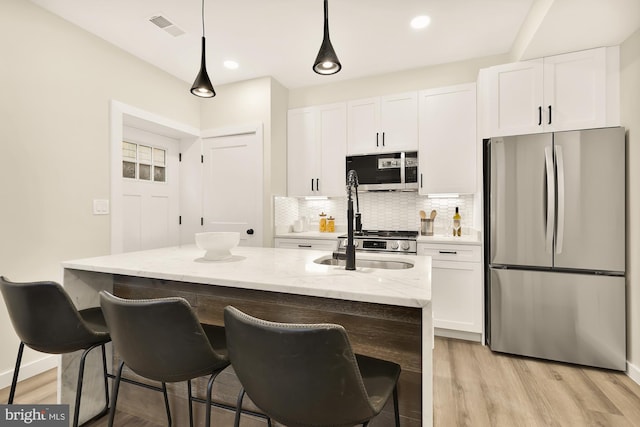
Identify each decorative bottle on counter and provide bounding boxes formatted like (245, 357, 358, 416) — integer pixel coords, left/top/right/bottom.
(453, 207, 462, 237)
(319, 212, 327, 232)
(327, 216, 335, 233)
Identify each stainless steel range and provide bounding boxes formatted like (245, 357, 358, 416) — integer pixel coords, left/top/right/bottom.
(337, 230, 418, 255)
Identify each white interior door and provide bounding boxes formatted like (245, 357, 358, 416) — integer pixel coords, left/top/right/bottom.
(121, 126, 180, 252)
(202, 128, 263, 247)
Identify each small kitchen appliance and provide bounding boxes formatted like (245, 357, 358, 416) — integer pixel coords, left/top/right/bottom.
(346, 151, 418, 191)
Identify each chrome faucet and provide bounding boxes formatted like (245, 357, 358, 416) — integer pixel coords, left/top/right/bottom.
(346, 170, 361, 270)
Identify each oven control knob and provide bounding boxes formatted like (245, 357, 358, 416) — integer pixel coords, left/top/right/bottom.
(390, 241, 399, 250)
(342, 239, 348, 247)
(401, 242, 411, 251)
(354, 241, 360, 248)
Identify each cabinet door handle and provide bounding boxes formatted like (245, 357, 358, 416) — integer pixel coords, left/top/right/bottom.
(548, 105, 552, 125)
(298, 244, 312, 248)
(420, 173, 423, 188)
(311, 179, 314, 192)
(538, 106, 542, 126)
(376, 132, 379, 147)
(382, 132, 385, 146)
(439, 250, 458, 255)
(316, 178, 319, 192)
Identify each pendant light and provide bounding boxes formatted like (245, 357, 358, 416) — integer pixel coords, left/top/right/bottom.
(313, 0, 341, 75)
(191, 0, 215, 98)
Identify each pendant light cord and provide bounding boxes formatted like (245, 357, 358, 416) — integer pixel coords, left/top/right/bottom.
(324, 0, 329, 33)
(201, 0, 206, 37)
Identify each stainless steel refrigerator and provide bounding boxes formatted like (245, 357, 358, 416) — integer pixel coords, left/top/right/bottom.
(485, 127, 626, 371)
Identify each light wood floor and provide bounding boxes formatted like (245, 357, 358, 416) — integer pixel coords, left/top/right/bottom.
(434, 337, 640, 427)
(4, 337, 640, 426)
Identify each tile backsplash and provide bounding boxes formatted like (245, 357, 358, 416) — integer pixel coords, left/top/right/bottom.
(275, 193, 475, 235)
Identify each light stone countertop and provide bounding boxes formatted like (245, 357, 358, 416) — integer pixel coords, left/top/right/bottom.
(276, 229, 482, 245)
(62, 245, 431, 308)
(417, 232, 482, 245)
(274, 231, 344, 240)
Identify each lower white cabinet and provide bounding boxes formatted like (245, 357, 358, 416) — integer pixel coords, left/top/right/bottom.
(274, 238, 338, 251)
(418, 243, 483, 340)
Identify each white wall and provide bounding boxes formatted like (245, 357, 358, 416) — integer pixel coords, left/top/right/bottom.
(621, 28, 640, 379)
(0, 0, 200, 386)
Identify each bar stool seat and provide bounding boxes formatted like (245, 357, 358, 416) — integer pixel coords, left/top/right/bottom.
(99, 291, 230, 427)
(0, 276, 111, 427)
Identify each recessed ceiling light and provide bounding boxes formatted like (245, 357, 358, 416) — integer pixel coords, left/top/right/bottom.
(224, 60, 239, 70)
(410, 15, 431, 30)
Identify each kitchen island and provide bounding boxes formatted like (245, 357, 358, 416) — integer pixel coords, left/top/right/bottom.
(61, 245, 432, 427)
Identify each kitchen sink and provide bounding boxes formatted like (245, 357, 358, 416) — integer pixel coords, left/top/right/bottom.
(313, 256, 414, 270)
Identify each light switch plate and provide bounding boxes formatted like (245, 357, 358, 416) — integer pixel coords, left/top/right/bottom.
(93, 199, 110, 215)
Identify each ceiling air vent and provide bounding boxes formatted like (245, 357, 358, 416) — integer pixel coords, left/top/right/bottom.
(149, 14, 185, 37)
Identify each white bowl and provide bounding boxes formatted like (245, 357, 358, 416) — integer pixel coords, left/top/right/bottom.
(195, 232, 240, 260)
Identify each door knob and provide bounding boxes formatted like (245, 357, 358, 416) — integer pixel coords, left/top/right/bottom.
(246, 229, 254, 235)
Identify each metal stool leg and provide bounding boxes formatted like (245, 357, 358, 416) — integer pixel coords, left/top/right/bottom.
(393, 385, 400, 427)
(161, 382, 172, 427)
(187, 380, 194, 427)
(108, 361, 125, 427)
(7, 342, 24, 404)
(205, 370, 222, 427)
(233, 388, 245, 427)
(73, 342, 104, 427)
(100, 344, 110, 413)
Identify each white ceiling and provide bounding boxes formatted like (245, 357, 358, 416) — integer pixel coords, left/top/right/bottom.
(29, 0, 640, 90)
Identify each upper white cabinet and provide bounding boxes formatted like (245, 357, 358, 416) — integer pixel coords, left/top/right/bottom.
(486, 47, 619, 137)
(287, 103, 346, 197)
(347, 92, 418, 154)
(418, 83, 477, 195)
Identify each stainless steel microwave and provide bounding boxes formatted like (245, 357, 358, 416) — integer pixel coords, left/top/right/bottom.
(346, 151, 418, 191)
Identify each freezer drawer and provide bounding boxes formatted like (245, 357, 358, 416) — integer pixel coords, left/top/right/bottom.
(490, 268, 625, 370)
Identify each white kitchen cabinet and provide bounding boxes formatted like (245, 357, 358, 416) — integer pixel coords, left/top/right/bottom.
(418, 83, 477, 195)
(274, 237, 338, 251)
(347, 92, 418, 154)
(486, 47, 618, 137)
(418, 243, 482, 340)
(287, 103, 346, 197)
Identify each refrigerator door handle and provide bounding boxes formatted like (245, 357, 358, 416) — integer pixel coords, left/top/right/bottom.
(544, 146, 555, 254)
(555, 145, 565, 254)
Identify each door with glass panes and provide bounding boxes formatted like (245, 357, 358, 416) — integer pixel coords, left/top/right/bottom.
(121, 126, 180, 252)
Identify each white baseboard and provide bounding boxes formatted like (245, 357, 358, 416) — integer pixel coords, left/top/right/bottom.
(627, 360, 640, 386)
(0, 355, 60, 390)
(435, 327, 483, 343)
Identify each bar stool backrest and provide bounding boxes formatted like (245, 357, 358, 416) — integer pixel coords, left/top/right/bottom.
(224, 305, 377, 427)
(99, 291, 227, 383)
(0, 276, 108, 354)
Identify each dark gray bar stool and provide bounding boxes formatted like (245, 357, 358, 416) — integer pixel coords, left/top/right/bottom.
(224, 305, 402, 427)
(0, 276, 111, 427)
(99, 291, 231, 427)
